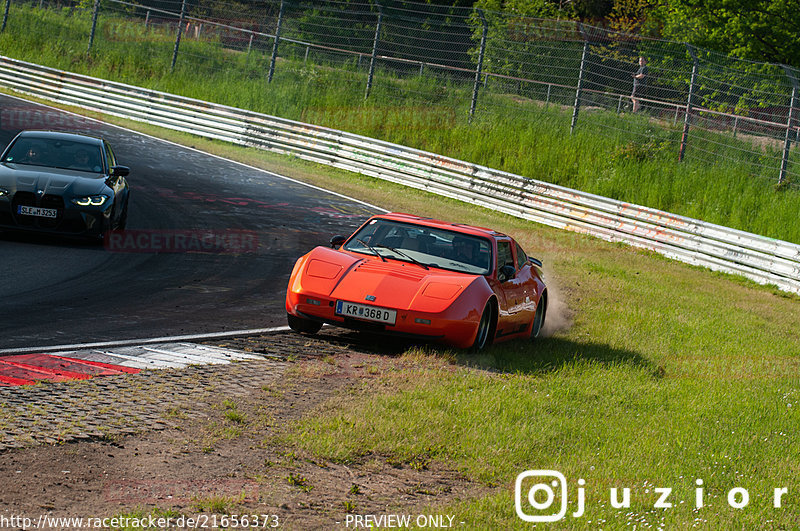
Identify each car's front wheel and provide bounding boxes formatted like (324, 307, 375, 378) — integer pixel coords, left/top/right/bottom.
(287, 313, 323, 334)
(117, 200, 128, 231)
(471, 301, 495, 350)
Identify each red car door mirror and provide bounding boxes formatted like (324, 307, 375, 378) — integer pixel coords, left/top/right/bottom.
(499, 264, 516, 282)
(330, 235, 346, 248)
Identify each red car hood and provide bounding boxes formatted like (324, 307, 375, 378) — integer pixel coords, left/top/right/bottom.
(298, 247, 475, 312)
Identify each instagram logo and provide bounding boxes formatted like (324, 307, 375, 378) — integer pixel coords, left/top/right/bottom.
(515, 470, 793, 522)
(516, 470, 584, 522)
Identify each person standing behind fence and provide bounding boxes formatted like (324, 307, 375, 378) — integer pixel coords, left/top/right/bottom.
(631, 56, 648, 113)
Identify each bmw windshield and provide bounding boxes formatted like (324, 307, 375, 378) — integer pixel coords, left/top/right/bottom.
(3, 137, 104, 174)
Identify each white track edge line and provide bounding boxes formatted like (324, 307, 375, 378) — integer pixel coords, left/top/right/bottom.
(0, 326, 290, 355)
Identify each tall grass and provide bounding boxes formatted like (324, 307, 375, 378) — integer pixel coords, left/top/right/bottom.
(2, 4, 800, 242)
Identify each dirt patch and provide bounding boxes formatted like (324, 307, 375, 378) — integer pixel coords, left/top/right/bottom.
(0, 331, 484, 529)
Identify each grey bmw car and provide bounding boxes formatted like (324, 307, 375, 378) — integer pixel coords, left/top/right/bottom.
(0, 130, 130, 239)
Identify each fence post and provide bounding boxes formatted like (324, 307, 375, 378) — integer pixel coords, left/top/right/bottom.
(1, 0, 10, 33)
(267, 0, 285, 83)
(468, 9, 487, 122)
(570, 27, 589, 135)
(87, 0, 100, 55)
(779, 66, 798, 184)
(170, 0, 187, 71)
(679, 44, 698, 162)
(365, 0, 382, 100)
(144, 8, 150, 29)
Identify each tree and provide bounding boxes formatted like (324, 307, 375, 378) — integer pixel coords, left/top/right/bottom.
(474, 0, 560, 19)
(650, 0, 800, 67)
(572, 0, 615, 21)
(606, 0, 656, 35)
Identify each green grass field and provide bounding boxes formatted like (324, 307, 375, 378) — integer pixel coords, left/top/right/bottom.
(2, 4, 800, 527)
(282, 190, 800, 528)
(1, 3, 800, 245)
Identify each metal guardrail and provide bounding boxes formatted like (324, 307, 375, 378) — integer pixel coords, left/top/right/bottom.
(2, 55, 800, 294)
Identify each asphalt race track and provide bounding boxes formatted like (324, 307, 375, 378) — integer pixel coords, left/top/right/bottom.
(0, 94, 380, 350)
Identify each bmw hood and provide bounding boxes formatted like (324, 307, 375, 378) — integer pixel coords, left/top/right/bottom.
(298, 246, 475, 312)
(0, 164, 107, 197)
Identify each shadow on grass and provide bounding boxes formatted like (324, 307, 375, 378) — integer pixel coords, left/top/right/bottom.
(309, 327, 662, 379)
(457, 336, 662, 378)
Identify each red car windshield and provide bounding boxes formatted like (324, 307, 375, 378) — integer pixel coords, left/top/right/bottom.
(343, 219, 492, 275)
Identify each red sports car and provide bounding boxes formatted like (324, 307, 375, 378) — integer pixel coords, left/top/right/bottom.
(285, 213, 548, 349)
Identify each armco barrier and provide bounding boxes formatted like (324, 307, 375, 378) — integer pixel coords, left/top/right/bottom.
(2, 55, 800, 294)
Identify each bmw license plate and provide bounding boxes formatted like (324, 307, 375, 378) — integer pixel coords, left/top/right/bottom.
(336, 300, 397, 325)
(17, 205, 57, 218)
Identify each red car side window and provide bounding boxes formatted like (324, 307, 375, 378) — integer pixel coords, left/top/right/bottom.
(497, 241, 514, 270)
(515, 242, 528, 269)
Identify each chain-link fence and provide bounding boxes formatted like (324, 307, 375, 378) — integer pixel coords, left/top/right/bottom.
(2, 0, 798, 186)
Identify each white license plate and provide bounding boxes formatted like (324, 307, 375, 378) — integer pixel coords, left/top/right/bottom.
(335, 300, 397, 325)
(17, 205, 58, 218)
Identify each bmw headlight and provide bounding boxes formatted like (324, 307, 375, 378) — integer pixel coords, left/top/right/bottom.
(71, 194, 109, 206)
(0, 188, 8, 197)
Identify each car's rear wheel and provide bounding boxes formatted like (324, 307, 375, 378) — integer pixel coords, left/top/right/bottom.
(530, 292, 547, 339)
(472, 302, 495, 351)
(287, 313, 323, 334)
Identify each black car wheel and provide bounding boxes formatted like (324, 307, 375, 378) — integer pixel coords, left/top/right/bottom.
(471, 301, 495, 351)
(530, 292, 547, 339)
(287, 313, 323, 334)
(117, 200, 128, 231)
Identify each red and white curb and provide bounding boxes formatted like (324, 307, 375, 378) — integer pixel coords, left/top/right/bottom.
(46, 342, 265, 370)
(0, 354, 140, 386)
(0, 327, 288, 386)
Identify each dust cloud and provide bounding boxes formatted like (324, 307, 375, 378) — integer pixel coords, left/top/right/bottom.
(541, 268, 573, 337)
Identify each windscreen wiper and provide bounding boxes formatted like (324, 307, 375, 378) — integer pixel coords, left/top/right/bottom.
(375, 245, 429, 270)
(356, 238, 387, 262)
